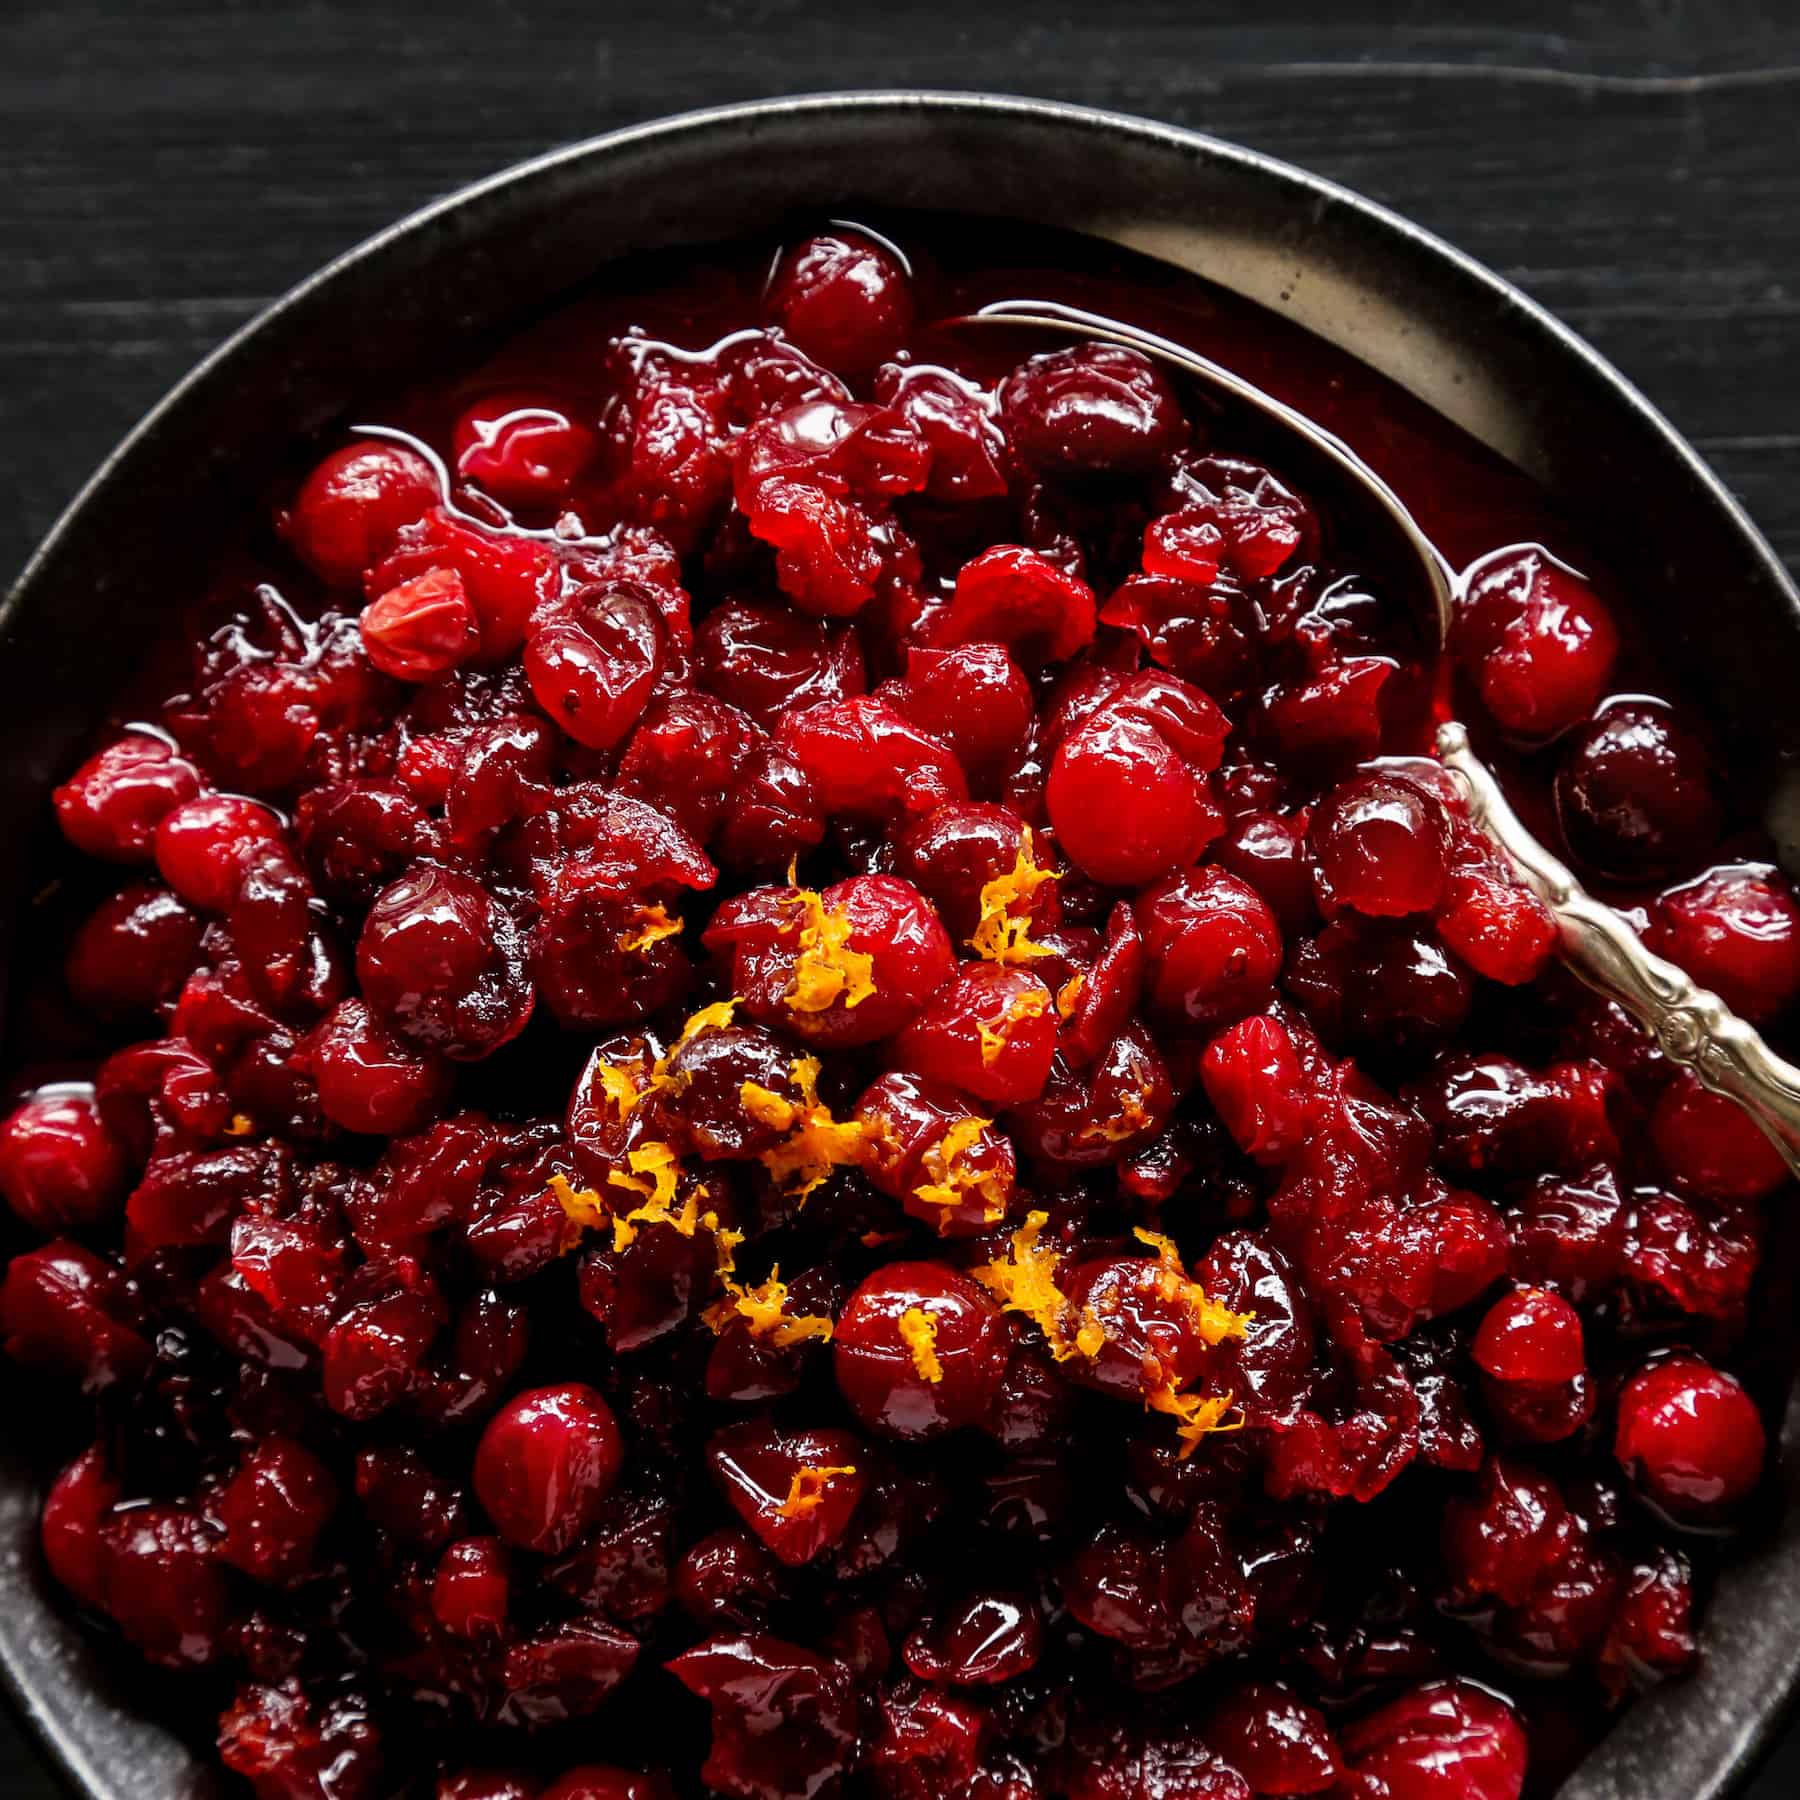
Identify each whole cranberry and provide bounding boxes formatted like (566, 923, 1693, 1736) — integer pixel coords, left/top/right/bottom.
(676, 1527, 783, 1626)
(214, 1436, 338, 1585)
(834, 1262, 1010, 1439)
(283, 440, 438, 587)
(1555, 700, 1721, 880)
(695, 599, 865, 734)
(1471, 1288, 1584, 1385)
(65, 882, 203, 1019)
(307, 998, 452, 1136)
(1614, 1354, 1766, 1522)
(454, 390, 598, 509)
(154, 793, 288, 911)
(41, 1444, 120, 1609)
(1135, 865, 1282, 1029)
(361, 568, 480, 680)
(357, 864, 534, 1060)
(433, 1535, 513, 1638)
(1310, 772, 1451, 917)
(891, 643, 1035, 781)
(1001, 343, 1187, 477)
(706, 1420, 870, 1567)
(102, 1503, 234, 1666)
(1203, 1681, 1342, 1794)
(54, 735, 203, 862)
(0, 1085, 131, 1234)
(767, 231, 914, 376)
(1649, 1073, 1788, 1201)
(1452, 543, 1619, 742)
(1336, 1679, 1525, 1800)
(894, 964, 1059, 1105)
(0, 1239, 151, 1390)
(475, 1384, 623, 1555)
(1645, 863, 1800, 1023)
(526, 584, 665, 750)
(904, 1591, 1042, 1685)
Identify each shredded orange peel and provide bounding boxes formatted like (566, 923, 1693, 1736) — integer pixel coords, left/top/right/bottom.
(1079, 1082, 1156, 1146)
(617, 902, 684, 954)
(1132, 1227, 1256, 1346)
(584, 999, 740, 1125)
(706, 1262, 835, 1347)
(781, 866, 876, 1014)
(776, 1464, 858, 1518)
(972, 1209, 1082, 1359)
(913, 1116, 1010, 1226)
(898, 1307, 944, 1383)
(968, 830, 1060, 965)
(977, 986, 1050, 1066)
(1055, 971, 1086, 1021)
(739, 1055, 878, 1202)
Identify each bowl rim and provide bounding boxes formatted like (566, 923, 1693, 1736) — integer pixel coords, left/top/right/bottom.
(3, 87, 1797, 1800)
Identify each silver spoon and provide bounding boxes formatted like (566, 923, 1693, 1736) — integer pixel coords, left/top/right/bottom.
(957, 297, 1800, 1179)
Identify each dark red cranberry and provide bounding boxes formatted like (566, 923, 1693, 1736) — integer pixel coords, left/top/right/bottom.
(66, 882, 203, 1019)
(103, 1503, 234, 1667)
(1471, 1288, 1584, 1385)
(1614, 1353, 1766, 1522)
(706, 1419, 869, 1567)
(768, 232, 914, 376)
(695, 599, 865, 733)
(473, 1383, 624, 1554)
(41, 1444, 120, 1609)
(219, 1680, 383, 1800)
(676, 1528, 783, 1627)
(1335, 1680, 1525, 1800)
(0, 1238, 151, 1389)
(306, 997, 452, 1135)
(0, 1084, 131, 1234)
(1135, 865, 1282, 1029)
(432, 1535, 512, 1638)
(1650, 1072, 1788, 1201)
(1203, 1682, 1342, 1795)
(540, 1769, 671, 1800)
(55, 734, 204, 863)
(283, 440, 438, 587)
(835, 1262, 1010, 1439)
(1554, 700, 1721, 880)
(1001, 343, 1186, 477)
(214, 1436, 338, 1585)
(904, 1592, 1042, 1686)
(891, 643, 1035, 782)
(526, 583, 664, 750)
(894, 964, 1058, 1105)
(1310, 773, 1451, 918)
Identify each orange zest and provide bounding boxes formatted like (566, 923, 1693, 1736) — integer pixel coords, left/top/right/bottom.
(1145, 1379, 1243, 1459)
(223, 1112, 256, 1138)
(776, 1464, 857, 1518)
(972, 1209, 1082, 1360)
(707, 1263, 835, 1347)
(1055, 972, 1086, 1020)
(912, 1116, 1009, 1227)
(898, 1307, 944, 1383)
(977, 986, 1050, 1065)
(1132, 1227, 1255, 1346)
(740, 1056, 876, 1202)
(1079, 1082, 1155, 1145)
(781, 878, 876, 1014)
(605, 1143, 718, 1252)
(968, 829, 1060, 965)
(617, 902, 684, 954)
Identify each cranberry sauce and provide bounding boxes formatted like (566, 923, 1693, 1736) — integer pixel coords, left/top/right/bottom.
(1, 215, 1793, 1800)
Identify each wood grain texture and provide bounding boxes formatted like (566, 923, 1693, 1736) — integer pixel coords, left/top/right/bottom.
(1, 0, 1798, 1793)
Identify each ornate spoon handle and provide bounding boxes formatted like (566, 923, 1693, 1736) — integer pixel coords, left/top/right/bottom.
(1437, 722, 1800, 1178)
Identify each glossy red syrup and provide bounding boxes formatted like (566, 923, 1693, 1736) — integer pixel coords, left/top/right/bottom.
(1, 215, 1792, 1800)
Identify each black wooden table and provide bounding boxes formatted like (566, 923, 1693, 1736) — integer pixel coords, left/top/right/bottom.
(2, 0, 1797, 1793)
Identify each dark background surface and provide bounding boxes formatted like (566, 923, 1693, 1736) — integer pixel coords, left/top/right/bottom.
(2, 0, 1798, 1794)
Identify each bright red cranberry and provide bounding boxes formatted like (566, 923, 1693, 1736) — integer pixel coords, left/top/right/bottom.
(283, 440, 438, 587)
(357, 864, 534, 1059)
(474, 1383, 624, 1554)
(1555, 700, 1721, 880)
(706, 1419, 869, 1567)
(1645, 863, 1800, 1022)
(54, 734, 204, 862)
(1001, 343, 1186, 477)
(454, 390, 598, 508)
(1614, 1354, 1766, 1522)
(874, 363, 1008, 500)
(154, 793, 287, 911)
(834, 1262, 1009, 1439)
(1135, 865, 1282, 1028)
(1471, 1288, 1584, 1385)
(894, 964, 1058, 1105)
(214, 1436, 338, 1585)
(1203, 1682, 1342, 1795)
(433, 1535, 512, 1638)
(306, 997, 452, 1135)
(526, 583, 664, 750)
(367, 508, 559, 660)
(361, 567, 480, 680)
(778, 695, 968, 825)
(1200, 1014, 1312, 1163)
(938, 546, 1097, 667)
(0, 1084, 131, 1234)
(695, 599, 865, 734)
(890, 643, 1035, 783)
(1336, 1680, 1525, 1800)
(1310, 773, 1451, 917)
(1649, 1073, 1788, 1201)
(767, 232, 914, 376)
(1452, 544, 1619, 742)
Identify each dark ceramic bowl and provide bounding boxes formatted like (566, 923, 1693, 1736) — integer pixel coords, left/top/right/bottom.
(3, 91, 1797, 1800)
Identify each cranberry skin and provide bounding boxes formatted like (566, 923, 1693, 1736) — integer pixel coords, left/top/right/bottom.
(676, 1527, 783, 1626)
(939, 546, 1098, 667)
(66, 882, 203, 1020)
(454, 390, 598, 508)
(904, 1591, 1042, 1685)
(875, 362, 1008, 501)
(1001, 343, 1187, 477)
(1059, 1251, 1221, 1402)
(1200, 1015, 1312, 1165)
(834, 1262, 1009, 1439)
(1203, 1682, 1342, 1795)
(153, 794, 286, 910)
(1452, 544, 1619, 742)
(283, 440, 438, 586)
(357, 864, 534, 1060)
(361, 567, 480, 680)
(214, 1436, 338, 1585)
(1049, 708, 1221, 887)
(696, 599, 865, 734)
(440, 1776, 537, 1800)
(54, 735, 203, 862)
(667, 1631, 859, 1800)
(433, 1535, 513, 1638)
(1645, 864, 1800, 1023)
(767, 232, 913, 376)
(474, 1384, 624, 1554)
(1213, 810, 1316, 935)
(1336, 1680, 1526, 1800)
(779, 695, 969, 825)
(1614, 1354, 1766, 1522)
(894, 964, 1059, 1105)
(0, 1239, 151, 1390)
(526, 584, 664, 750)
(102, 1503, 234, 1667)
(1555, 701, 1722, 880)
(1310, 773, 1451, 918)
(0, 1085, 130, 1235)
(1650, 1073, 1788, 1201)
(1471, 1288, 1584, 1385)
(307, 998, 452, 1136)
(41, 1445, 120, 1609)
(1135, 865, 1282, 1029)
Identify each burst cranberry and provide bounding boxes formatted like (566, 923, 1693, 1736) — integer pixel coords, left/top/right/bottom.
(1203, 1683, 1342, 1794)
(0, 1084, 130, 1234)
(696, 599, 865, 733)
(706, 1419, 869, 1566)
(357, 864, 534, 1059)
(1001, 343, 1186, 476)
(938, 546, 1097, 666)
(103, 1503, 235, 1666)
(526, 583, 664, 749)
(1336, 1680, 1525, 1800)
(835, 1262, 1009, 1439)
(1452, 544, 1619, 741)
(1200, 1014, 1311, 1163)
(214, 1436, 338, 1585)
(55, 734, 204, 862)
(1645, 863, 1800, 1022)
(768, 232, 914, 376)
(454, 390, 598, 508)
(1555, 700, 1721, 880)
(41, 1444, 120, 1608)
(474, 1383, 624, 1554)
(905, 1592, 1041, 1686)
(66, 881, 203, 1018)
(540, 1770, 670, 1800)
(219, 1680, 383, 1800)
(1614, 1354, 1766, 1521)
(1136, 865, 1282, 1028)
(283, 440, 438, 587)
(361, 567, 480, 680)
